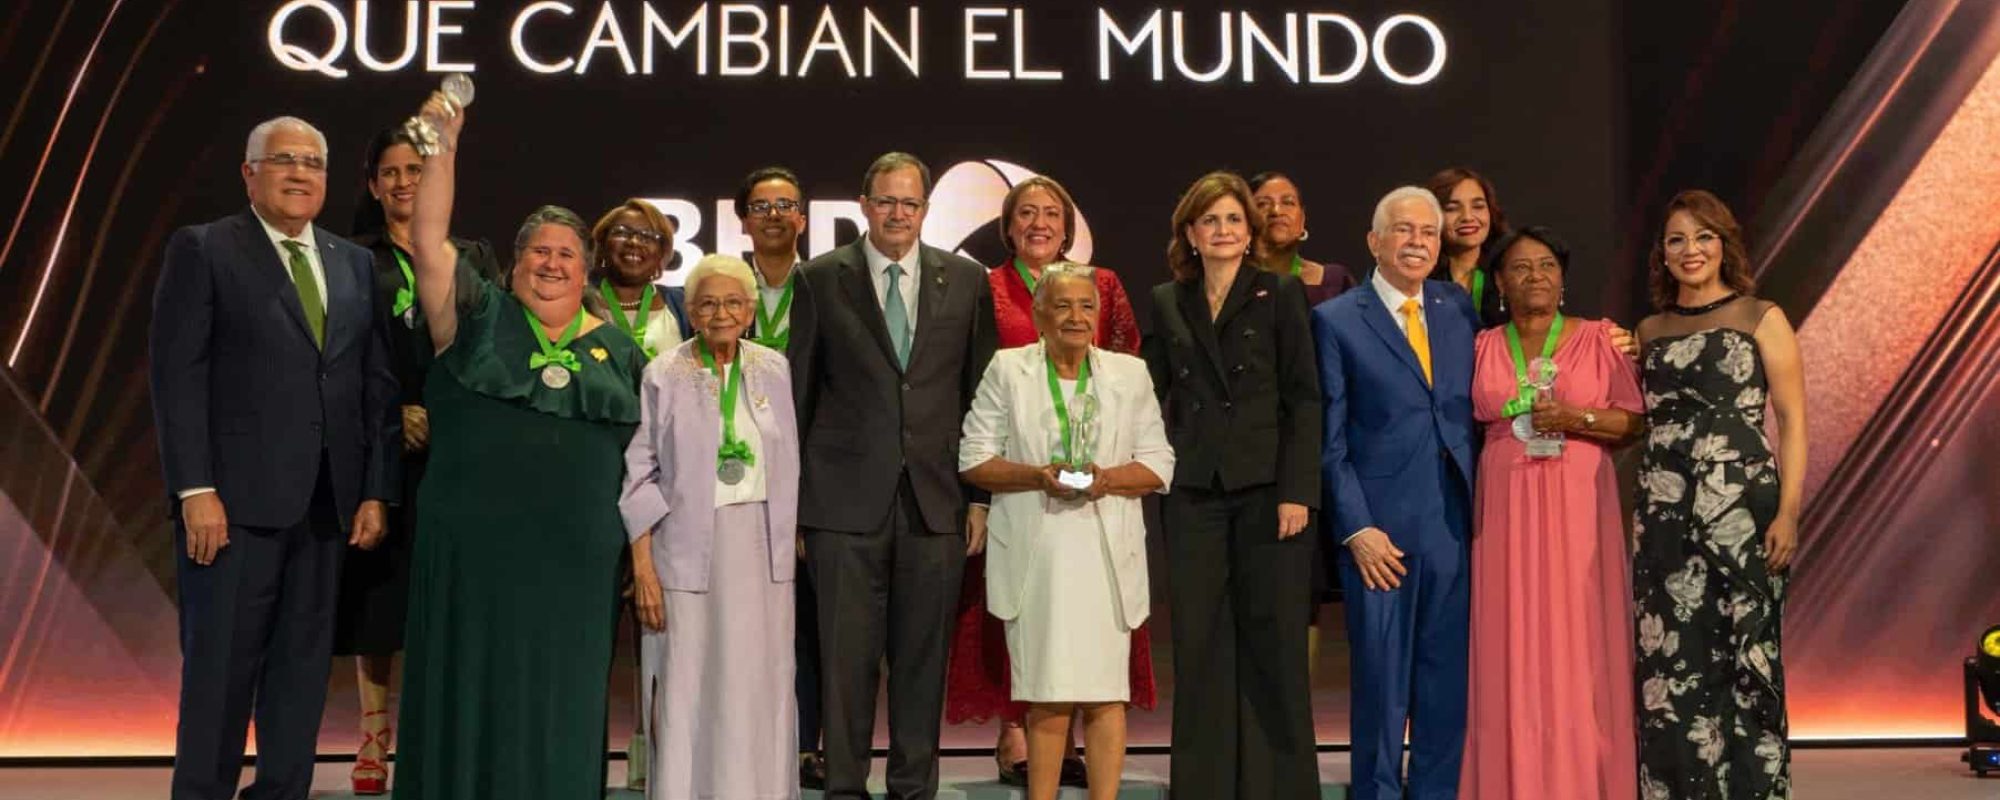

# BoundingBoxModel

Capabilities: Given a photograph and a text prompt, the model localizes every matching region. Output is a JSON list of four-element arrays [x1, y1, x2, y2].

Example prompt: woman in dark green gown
[[392, 89, 642, 799]]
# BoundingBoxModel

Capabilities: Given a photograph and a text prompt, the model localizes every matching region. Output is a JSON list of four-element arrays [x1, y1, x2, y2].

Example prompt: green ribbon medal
[[1501, 313, 1564, 418], [1045, 351, 1093, 468], [391, 248, 417, 320], [1013, 258, 1040, 294], [752, 270, 795, 351], [524, 305, 585, 390], [601, 282, 658, 359], [698, 339, 756, 484]]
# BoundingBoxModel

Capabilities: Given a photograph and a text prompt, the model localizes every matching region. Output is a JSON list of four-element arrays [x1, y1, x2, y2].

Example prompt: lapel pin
[[1255, 289, 1269, 298], [590, 347, 608, 362]]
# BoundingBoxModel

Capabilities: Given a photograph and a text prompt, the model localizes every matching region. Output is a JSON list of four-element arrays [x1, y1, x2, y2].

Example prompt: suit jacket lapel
[[835, 243, 901, 372], [1175, 281, 1231, 395], [316, 228, 350, 353], [234, 210, 317, 349], [1357, 289, 1430, 390], [1211, 267, 1257, 331], [909, 246, 949, 372]]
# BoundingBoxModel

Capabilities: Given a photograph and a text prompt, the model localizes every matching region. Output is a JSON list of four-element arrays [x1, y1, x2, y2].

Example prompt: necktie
[[1401, 298, 1432, 386], [884, 262, 911, 367], [282, 240, 325, 347]]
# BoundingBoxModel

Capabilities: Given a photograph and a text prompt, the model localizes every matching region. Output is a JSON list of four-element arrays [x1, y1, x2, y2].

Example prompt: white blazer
[[959, 341, 1175, 628]]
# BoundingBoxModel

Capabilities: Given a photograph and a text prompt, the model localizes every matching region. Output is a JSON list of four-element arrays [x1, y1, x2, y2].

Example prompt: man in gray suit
[[787, 152, 997, 799], [150, 116, 400, 800]]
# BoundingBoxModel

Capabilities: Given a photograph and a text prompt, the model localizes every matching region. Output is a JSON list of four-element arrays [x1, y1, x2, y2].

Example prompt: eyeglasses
[[607, 224, 666, 246], [254, 152, 327, 173], [746, 198, 800, 217], [693, 296, 752, 316], [867, 196, 925, 215], [1663, 231, 1720, 253]]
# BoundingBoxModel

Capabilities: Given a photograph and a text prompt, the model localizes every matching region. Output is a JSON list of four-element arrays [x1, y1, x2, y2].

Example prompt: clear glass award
[[405, 74, 475, 157], [1055, 392, 1099, 491], [1522, 356, 1564, 459]]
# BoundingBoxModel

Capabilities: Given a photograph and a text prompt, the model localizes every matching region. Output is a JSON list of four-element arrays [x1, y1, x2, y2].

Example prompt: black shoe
[[799, 752, 828, 790], [1058, 756, 1089, 788], [997, 756, 1029, 787]]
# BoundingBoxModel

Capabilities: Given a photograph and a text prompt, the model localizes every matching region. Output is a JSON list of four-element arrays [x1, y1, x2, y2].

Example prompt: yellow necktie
[[1401, 298, 1432, 386]]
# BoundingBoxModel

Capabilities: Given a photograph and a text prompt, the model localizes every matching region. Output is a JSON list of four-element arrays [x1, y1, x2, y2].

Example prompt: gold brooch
[[590, 347, 609, 362]]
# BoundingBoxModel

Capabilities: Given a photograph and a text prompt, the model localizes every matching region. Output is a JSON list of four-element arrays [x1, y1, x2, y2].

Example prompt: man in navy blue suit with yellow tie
[[1312, 186, 1477, 800], [150, 116, 399, 800]]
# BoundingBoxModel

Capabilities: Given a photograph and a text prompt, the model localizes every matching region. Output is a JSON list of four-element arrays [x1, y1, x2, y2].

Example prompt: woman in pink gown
[[1463, 226, 1645, 800]]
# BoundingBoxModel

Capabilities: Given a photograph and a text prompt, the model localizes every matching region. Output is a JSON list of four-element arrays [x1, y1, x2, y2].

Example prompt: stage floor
[[0, 749, 1989, 799]]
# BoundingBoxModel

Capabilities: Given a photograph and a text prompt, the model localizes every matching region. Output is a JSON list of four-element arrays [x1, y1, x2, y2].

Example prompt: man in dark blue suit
[[150, 116, 399, 800], [1313, 186, 1477, 800]]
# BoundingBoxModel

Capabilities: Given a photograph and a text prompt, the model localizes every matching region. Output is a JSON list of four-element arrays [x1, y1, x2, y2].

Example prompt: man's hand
[[1277, 502, 1310, 540], [182, 493, 230, 566], [349, 500, 388, 550], [402, 404, 430, 452], [965, 504, 989, 556], [1346, 527, 1407, 591]]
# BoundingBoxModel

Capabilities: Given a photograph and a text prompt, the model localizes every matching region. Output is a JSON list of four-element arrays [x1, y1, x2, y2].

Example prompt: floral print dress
[[1633, 297, 1789, 800]]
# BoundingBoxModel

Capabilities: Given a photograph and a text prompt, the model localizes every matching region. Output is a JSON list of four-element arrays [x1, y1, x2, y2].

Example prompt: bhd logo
[[647, 158, 1093, 287]]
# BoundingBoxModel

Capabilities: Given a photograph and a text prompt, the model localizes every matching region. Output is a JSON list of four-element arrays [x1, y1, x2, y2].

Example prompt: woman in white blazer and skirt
[[960, 262, 1175, 800]]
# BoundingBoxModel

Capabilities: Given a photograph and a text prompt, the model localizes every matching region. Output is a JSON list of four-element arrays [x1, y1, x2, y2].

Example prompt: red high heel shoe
[[352, 710, 393, 795]]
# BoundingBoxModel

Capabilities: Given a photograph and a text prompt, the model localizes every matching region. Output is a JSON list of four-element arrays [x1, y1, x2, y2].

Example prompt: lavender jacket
[[618, 338, 801, 590]]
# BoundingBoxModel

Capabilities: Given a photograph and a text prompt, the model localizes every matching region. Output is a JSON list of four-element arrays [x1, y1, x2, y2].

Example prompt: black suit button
[[1243, 328, 1257, 338], [1231, 364, 1246, 374], [1190, 401, 1203, 412], [902, 382, 912, 391], [1178, 367, 1190, 378], [1223, 401, 1233, 411]]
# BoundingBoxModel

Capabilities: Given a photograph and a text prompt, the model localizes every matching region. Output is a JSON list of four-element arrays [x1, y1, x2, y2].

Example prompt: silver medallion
[[717, 458, 747, 485], [1512, 413, 1536, 442], [541, 364, 572, 390]]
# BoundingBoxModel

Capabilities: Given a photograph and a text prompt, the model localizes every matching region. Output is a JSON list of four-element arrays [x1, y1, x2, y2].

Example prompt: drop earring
[[1299, 229, 1311, 242]]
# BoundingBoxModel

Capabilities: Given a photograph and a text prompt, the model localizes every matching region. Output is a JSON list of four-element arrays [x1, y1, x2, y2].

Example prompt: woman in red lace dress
[[953, 175, 1151, 786]]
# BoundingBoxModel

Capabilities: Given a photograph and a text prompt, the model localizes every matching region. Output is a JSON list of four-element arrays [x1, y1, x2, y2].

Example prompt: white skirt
[[1004, 502, 1132, 704]]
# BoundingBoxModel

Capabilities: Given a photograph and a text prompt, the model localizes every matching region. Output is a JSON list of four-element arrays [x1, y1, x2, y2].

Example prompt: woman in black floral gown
[[1633, 190, 1807, 800]]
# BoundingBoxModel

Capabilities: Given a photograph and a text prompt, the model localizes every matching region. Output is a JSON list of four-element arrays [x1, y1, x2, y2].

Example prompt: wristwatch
[[1580, 410, 1598, 431]]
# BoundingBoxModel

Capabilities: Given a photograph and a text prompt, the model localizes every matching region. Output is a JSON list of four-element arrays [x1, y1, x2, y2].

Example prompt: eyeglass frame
[[745, 198, 802, 218], [606, 223, 668, 247], [251, 152, 328, 173], [866, 195, 925, 215]]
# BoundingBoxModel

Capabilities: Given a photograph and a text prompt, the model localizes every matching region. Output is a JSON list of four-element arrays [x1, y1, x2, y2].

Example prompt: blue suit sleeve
[[1314, 307, 1374, 541]]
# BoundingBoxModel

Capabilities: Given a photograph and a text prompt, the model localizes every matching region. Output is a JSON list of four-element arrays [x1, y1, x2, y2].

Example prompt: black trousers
[[171, 469, 344, 800], [806, 477, 966, 800], [1164, 481, 1318, 799], [795, 545, 823, 752]]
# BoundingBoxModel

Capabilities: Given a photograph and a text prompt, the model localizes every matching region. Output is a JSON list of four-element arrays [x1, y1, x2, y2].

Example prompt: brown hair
[[588, 199, 678, 278], [1166, 171, 1262, 283], [1648, 189, 1756, 310], [1000, 176, 1077, 257], [1425, 167, 1509, 248]]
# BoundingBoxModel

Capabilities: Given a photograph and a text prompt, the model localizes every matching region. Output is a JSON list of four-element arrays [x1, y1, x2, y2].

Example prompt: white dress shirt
[[1370, 268, 1425, 335], [253, 210, 327, 309], [862, 236, 920, 341], [753, 258, 800, 339]]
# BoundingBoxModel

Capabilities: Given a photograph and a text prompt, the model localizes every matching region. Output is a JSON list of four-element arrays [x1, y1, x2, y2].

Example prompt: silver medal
[[717, 458, 747, 485], [541, 364, 572, 390], [1512, 413, 1535, 442]]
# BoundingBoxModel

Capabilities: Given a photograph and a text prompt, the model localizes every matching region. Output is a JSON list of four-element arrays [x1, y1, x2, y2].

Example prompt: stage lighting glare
[[1967, 625, 2000, 776], [1982, 627, 2000, 659]]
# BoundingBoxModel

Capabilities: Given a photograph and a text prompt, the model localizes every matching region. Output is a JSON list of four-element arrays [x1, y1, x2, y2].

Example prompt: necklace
[[1668, 292, 1739, 316]]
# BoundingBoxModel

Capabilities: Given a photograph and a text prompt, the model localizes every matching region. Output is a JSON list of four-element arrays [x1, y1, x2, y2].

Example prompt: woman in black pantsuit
[[1141, 171, 1323, 799]]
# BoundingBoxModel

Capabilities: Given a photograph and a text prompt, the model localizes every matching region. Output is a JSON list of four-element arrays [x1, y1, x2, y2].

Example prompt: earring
[[1498, 295, 1507, 312], [1299, 229, 1310, 242]]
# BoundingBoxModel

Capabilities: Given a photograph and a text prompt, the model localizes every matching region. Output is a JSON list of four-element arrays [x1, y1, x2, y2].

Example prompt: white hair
[[245, 116, 328, 168], [684, 253, 758, 300], [1031, 261, 1099, 308], [1371, 185, 1443, 233]]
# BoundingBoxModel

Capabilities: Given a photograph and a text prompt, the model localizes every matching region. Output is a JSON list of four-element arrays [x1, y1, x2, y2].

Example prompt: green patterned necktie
[[884, 262, 910, 367], [281, 240, 325, 347]]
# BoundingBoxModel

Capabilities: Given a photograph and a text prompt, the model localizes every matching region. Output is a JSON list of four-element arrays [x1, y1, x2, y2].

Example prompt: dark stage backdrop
[[3, 0, 1991, 758]]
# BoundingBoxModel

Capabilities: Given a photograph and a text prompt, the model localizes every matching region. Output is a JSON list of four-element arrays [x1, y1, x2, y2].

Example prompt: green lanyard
[[1013, 257, 1040, 294], [524, 305, 585, 373], [1045, 351, 1093, 468], [1289, 254, 1303, 277], [753, 270, 795, 351], [1470, 269, 1486, 313], [391, 248, 417, 317], [1500, 313, 1563, 418], [600, 282, 657, 358], [697, 339, 756, 467]]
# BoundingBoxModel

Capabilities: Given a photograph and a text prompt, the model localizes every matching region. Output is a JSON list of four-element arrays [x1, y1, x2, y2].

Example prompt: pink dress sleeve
[[1593, 320, 1645, 414]]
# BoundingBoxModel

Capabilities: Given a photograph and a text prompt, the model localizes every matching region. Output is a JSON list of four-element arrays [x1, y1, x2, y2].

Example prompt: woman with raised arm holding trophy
[[959, 263, 1174, 800], [394, 78, 646, 800], [1461, 226, 1644, 800]]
